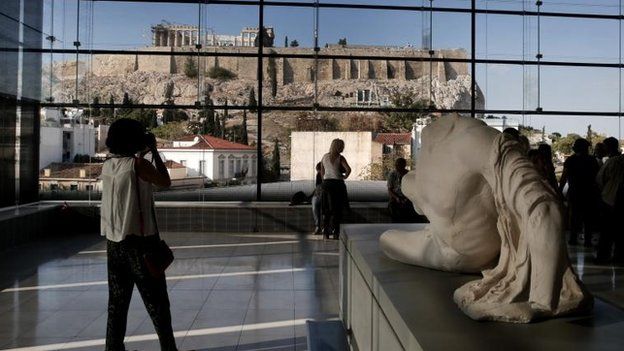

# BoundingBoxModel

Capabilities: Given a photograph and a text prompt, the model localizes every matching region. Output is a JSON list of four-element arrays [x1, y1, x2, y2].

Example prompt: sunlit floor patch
[[1, 268, 308, 293], [0, 319, 309, 351]]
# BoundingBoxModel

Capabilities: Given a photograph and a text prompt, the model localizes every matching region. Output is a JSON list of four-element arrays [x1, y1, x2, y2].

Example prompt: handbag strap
[[134, 157, 146, 236]]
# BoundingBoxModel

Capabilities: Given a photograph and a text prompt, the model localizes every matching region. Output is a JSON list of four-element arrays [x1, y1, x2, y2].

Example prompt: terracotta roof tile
[[164, 160, 186, 169], [40, 163, 103, 179]]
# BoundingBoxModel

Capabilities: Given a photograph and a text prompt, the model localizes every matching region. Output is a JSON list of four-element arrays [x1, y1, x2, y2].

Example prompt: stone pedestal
[[340, 223, 624, 351]]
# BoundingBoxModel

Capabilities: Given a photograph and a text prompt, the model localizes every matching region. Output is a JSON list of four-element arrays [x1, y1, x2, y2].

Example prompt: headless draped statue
[[380, 114, 592, 323]]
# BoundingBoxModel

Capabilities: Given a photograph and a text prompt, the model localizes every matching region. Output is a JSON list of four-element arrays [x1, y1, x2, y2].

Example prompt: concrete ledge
[[339, 224, 624, 351], [38, 201, 395, 233]]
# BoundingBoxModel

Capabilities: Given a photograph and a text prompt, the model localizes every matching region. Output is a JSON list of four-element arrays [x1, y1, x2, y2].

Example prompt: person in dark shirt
[[558, 138, 600, 246], [311, 162, 323, 234], [537, 144, 559, 193], [387, 158, 420, 223]]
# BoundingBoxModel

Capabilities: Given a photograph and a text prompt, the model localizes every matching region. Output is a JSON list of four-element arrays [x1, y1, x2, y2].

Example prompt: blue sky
[[42, 0, 624, 138]]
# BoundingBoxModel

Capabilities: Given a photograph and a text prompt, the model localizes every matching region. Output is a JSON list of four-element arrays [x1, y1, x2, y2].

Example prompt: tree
[[271, 138, 281, 180], [338, 38, 347, 46], [91, 96, 100, 117], [103, 95, 115, 119], [184, 56, 198, 78], [221, 113, 226, 138], [223, 98, 229, 120], [241, 110, 249, 145], [151, 121, 188, 140], [198, 91, 216, 135], [248, 88, 257, 113], [267, 52, 278, 97], [163, 81, 175, 123], [124, 108, 158, 129], [552, 133, 581, 156], [117, 92, 133, 117], [289, 39, 299, 47], [284, 36, 289, 47], [213, 112, 222, 138], [383, 90, 429, 132]]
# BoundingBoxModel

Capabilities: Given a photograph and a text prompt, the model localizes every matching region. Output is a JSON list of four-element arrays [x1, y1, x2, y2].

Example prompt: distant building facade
[[39, 108, 110, 169], [290, 131, 412, 181], [159, 135, 256, 183], [39, 163, 103, 192]]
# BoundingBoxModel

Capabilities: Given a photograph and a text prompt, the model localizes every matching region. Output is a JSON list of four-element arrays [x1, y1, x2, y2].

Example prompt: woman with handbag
[[100, 118, 177, 351]]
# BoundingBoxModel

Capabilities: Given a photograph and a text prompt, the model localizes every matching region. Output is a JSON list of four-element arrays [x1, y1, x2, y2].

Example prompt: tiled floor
[[1, 231, 623, 351], [0, 232, 340, 351], [569, 244, 624, 310]]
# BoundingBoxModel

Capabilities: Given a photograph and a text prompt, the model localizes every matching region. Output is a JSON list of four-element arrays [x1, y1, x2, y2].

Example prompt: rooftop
[[164, 160, 186, 169], [40, 163, 103, 179], [166, 135, 255, 151]]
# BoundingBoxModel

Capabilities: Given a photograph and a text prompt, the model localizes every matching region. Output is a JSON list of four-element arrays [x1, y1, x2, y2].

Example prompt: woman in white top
[[320, 138, 351, 239], [100, 118, 176, 351]]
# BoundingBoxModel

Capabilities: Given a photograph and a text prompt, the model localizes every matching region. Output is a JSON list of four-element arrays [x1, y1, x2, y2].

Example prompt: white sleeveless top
[[322, 153, 343, 180], [100, 157, 158, 242]]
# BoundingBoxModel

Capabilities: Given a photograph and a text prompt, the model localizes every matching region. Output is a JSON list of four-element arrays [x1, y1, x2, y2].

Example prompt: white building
[[39, 107, 107, 169], [40, 125, 97, 169], [290, 131, 411, 181], [159, 135, 256, 183]]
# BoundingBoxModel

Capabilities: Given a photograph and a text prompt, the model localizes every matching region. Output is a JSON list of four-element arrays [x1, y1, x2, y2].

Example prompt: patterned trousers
[[106, 236, 177, 351]]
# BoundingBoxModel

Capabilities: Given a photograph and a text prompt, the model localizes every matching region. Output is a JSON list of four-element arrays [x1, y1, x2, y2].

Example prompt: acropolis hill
[[49, 27, 481, 109]]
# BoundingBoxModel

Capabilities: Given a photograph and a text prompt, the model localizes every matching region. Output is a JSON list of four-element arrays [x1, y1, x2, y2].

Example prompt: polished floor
[[1, 232, 623, 351], [0, 233, 339, 351]]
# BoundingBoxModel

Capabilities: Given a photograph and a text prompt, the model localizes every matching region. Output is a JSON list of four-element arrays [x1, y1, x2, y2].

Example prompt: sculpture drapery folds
[[380, 115, 592, 323]]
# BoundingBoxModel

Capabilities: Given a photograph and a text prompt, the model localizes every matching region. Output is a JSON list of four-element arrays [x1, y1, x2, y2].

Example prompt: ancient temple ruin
[[151, 24, 275, 48]]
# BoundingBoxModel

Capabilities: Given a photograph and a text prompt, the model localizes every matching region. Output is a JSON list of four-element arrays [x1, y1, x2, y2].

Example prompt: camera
[[143, 132, 156, 150]]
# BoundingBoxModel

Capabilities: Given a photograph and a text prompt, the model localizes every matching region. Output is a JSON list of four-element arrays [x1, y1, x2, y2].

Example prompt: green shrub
[[207, 66, 237, 81]]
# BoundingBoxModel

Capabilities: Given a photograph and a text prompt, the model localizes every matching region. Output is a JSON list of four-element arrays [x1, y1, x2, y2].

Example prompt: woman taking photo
[[100, 118, 177, 351], [321, 138, 351, 239]]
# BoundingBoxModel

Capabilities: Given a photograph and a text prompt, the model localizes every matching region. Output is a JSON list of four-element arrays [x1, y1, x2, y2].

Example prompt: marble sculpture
[[380, 114, 593, 323]]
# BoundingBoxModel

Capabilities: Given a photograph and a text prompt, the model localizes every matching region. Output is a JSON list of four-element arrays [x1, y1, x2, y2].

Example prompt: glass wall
[[0, 0, 43, 207], [26, 0, 624, 203]]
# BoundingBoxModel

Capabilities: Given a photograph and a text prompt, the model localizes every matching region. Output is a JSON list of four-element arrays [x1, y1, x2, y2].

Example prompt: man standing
[[596, 137, 624, 264], [558, 138, 600, 246]]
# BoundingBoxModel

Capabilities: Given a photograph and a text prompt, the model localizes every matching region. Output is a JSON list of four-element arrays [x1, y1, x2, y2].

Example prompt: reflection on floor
[[1, 232, 623, 351], [569, 244, 624, 310], [0, 233, 339, 351]]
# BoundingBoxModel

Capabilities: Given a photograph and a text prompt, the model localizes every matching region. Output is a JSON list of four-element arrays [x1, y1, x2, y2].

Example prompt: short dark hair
[[537, 143, 553, 159], [503, 128, 520, 139], [106, 118, 146, 155], [603, 137, 620, 154], [572, 138, 590, 155], [395, 158, 407, 168]]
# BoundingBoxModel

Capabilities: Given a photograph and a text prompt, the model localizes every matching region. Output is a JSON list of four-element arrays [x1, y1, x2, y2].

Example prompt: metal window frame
[[28, 0, 624, 200]]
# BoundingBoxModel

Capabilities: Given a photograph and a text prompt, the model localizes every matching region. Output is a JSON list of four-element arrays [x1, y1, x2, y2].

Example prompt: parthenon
[[151, 24, 275, 48]]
